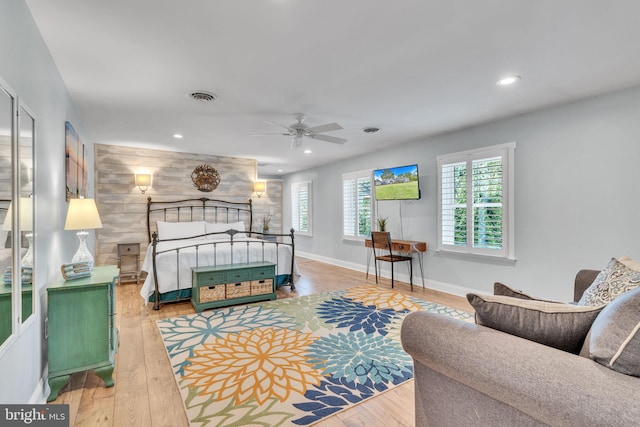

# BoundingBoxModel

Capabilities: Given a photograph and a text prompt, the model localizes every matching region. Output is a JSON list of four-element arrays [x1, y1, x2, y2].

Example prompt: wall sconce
[[253, 181, 266, 198], [135, 173, 151, 194]]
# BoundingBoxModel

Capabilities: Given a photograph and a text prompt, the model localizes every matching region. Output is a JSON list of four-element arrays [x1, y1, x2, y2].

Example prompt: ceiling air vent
[[189, 91, 218, 103]]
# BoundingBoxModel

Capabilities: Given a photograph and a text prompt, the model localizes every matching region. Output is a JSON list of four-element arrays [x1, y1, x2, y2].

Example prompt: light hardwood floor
[[51, 257, 472, 426]]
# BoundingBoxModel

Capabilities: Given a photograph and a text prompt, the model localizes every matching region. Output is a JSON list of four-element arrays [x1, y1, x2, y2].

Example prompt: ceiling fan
[[254, 113, 347, 149]]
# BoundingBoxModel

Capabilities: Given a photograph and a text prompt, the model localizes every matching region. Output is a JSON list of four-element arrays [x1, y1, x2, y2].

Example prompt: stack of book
[[2, 266, 33, 284], [61, 262, 92, 280], [21, 266, 33, 284]]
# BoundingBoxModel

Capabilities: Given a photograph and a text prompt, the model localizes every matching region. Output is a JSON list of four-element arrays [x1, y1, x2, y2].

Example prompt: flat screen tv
[[373, 164, 421, 200]]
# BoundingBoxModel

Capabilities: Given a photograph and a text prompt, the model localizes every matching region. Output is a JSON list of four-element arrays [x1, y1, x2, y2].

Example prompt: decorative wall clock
[[191, 164, 221, 192]]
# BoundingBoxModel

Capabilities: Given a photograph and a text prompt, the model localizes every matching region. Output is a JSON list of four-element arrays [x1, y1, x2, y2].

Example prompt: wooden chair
[[371, 231, 413, 291]]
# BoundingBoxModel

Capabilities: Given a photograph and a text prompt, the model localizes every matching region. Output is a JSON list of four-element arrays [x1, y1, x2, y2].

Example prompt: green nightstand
[[47, 265, 119, 402]]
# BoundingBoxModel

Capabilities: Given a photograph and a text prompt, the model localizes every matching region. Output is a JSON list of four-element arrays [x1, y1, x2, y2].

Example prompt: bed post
[[147, 196, 153, 243], [151, 231, 161, 310], [289, 227, 296, 291], [248, 198, 253, 236]]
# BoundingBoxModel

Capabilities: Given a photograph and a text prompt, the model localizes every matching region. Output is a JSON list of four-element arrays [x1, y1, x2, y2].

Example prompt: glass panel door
[[18, 105, 34, 323], [0, 85, 15, 346]]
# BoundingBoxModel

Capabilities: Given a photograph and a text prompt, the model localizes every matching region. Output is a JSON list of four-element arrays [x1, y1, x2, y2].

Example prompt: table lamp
[[64, 198, 103, 270], [2, 197, 34, 267]]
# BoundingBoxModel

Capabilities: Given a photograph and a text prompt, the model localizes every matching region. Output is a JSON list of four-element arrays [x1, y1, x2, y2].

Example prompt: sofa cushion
[[589, 286, 640, 376], [619, 255, 640, 272], [577, 258, 640, 306], [467, 294, 604, 354], [494, 282, 562, 303]]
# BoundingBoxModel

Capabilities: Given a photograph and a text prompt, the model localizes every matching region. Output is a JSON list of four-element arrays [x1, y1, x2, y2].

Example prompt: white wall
[[284, 86, 640, 302], [0, 0, 88, 403]]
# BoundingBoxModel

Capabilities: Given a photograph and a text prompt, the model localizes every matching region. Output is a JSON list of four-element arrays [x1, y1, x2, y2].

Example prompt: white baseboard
[[296, 251, 481, 297]]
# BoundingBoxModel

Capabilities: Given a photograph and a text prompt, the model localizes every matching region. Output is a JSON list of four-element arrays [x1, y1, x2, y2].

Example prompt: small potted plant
[[377, 217, 388, 232], [260, 213, 273, 233]]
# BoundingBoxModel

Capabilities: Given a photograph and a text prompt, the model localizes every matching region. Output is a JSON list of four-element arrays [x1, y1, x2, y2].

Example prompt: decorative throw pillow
[[577, 258, 640, 306], [467, 293, 604, 354], [589, 286, 640, 376], [494, 282, 563, 303]]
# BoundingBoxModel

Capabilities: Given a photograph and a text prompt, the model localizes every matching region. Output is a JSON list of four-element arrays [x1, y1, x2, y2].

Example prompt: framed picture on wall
[[65, 121, 82, 201], [79, 143, 88, 198]]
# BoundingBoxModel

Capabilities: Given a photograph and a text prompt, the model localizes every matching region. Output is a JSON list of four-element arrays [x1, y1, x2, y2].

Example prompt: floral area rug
[[156, 284, 472, 426]]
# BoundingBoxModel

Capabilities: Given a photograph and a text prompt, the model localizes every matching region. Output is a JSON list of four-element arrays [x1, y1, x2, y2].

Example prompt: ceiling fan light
[[497, 75, 521, 86]]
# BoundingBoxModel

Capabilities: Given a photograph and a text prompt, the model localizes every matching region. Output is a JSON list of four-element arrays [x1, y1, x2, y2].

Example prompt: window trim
[[342, 169, 374, 241], [291, 180, 312, 236], [437, 142, 515, 260]]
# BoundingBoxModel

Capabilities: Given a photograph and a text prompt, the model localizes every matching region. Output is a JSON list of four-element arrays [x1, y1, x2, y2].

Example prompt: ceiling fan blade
[[266, 120, 295, 134], [290, 135, 303, 150], [308, 134, 347, 145], [249, 133, 289, 136], [306, 123, 343, 134]]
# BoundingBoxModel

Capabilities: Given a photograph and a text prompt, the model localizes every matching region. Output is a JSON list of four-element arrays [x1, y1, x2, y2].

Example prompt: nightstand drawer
[[117, 243, 140, 255]]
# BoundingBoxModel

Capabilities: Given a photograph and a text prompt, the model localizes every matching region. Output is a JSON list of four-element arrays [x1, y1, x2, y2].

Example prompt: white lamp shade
[[135, 173, 151, 187], [2, 197, 33, 232], [64, 198, 103, 230], [253, 181, 266, 193]]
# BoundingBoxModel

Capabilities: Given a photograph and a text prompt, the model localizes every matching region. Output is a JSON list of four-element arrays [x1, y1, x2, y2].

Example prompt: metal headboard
[[146, 196, 253, 243]]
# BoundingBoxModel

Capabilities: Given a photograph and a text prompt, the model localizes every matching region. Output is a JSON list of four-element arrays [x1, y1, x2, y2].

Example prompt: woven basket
[[251, 279, 273, 295], [199, 285, 225, 302], [226, 281, 251, 298]]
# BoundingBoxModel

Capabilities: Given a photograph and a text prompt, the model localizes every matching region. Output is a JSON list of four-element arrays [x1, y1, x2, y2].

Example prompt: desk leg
[[366, 249, 371, 279], [418, 252, 425, 288]]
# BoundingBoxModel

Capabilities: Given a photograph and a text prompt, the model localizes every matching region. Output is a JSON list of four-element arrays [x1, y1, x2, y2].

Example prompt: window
[[343, 170, 374, 240], [291, 180, 312, 236], [437, 142, 515, 259]]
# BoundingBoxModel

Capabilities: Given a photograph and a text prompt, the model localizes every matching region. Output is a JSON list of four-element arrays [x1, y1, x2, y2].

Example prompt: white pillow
[[157, 221, 205, 240], [205, 221, 247, 239]]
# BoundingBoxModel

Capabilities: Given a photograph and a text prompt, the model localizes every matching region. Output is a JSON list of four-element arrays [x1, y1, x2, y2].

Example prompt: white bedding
[[139, 237, 298, 300]]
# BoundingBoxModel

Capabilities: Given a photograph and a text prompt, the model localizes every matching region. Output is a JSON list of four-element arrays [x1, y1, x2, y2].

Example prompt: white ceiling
[[25, 0, 640, 176]]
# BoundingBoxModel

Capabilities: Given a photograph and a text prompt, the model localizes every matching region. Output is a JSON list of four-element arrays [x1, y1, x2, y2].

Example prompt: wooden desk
[[364, 238, 426, 253], [364, 238, 427, 287]]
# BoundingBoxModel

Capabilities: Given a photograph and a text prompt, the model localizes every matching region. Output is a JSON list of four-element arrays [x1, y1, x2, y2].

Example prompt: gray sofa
[[401, 270, 640, 426]]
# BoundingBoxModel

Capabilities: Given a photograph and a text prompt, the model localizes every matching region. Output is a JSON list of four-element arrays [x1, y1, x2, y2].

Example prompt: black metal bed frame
[[146, 197, 295, 310]]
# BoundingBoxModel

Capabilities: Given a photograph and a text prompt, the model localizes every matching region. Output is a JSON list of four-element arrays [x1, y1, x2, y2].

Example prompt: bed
[[140, 197, 298, 310]]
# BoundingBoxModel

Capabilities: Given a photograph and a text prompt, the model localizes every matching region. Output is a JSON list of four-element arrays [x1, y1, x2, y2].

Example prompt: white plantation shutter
[[440, 160, 467, 247], [343, 176, 356, 236], [472, 156, 503, 250], [343, 170, 373, 239], [438, 142, 515, 259], [291, 181, 311, 236]]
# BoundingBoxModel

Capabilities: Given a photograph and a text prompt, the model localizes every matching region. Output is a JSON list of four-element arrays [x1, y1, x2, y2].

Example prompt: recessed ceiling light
[[173, 133, 183, 139], [497, 75, 521, 86], [303, 149, 312, 154], [277, 169, 283, 172]]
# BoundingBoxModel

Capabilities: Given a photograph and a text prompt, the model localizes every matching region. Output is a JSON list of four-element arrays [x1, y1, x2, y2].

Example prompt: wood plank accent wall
[[94, 144, 282, 268]]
